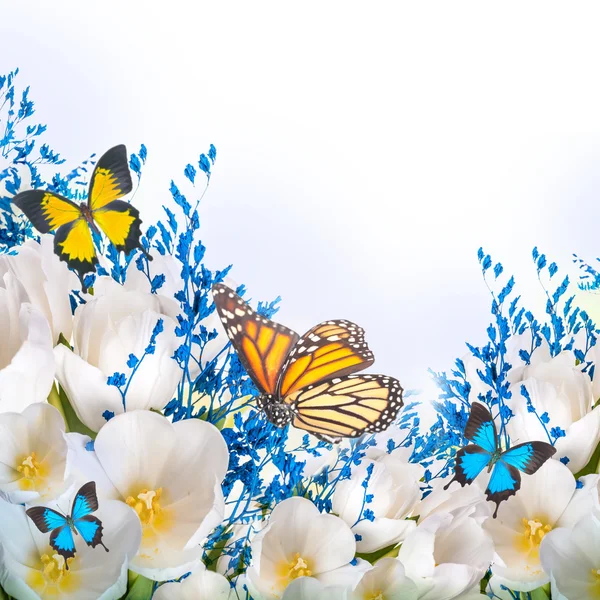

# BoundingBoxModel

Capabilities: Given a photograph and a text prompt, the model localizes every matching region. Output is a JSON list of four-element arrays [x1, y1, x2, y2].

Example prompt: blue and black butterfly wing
[[444, 444, 492, 490], [71, 481, 99, 519], [500, 441, 556, 474], [50, 525, 77, 562], [74, 515, 108, 551], [71, 482, 108, 551], [26, 507, 76, 562], [485, 441, 556, 517], [464, 402, 498, 453], [444, 402, 498, 490], [486, 460, 521, 518], [26, 507, 68, 533]]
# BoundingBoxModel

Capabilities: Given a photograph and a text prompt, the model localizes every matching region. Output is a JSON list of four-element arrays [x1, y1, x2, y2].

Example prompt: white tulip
[[0, 237, 78, 343], [399, 510, 493, 600], [331, 449, 422, 553], [416, 476, 491, 524], [484, 460, 589, 592], [122, 253, 180, 320], [281, 577, 350, 600], [0, 403, 68, 504], [92, 410, 228, 581], [350, 558, 418, 600], [540, 513, 600, 600], [54, 277, 181, 432], [0, 494, 140, 600], [153, 565, 232, 599], [246, 496, 357, 600], [506, 350, 600, 473], [0, 271, 54, 413]]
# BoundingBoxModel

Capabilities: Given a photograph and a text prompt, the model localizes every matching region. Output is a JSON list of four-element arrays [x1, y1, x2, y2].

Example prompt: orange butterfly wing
[[212, 284, 299, 395], [287, 374, 404, 440], [277, 320, 374, 399]]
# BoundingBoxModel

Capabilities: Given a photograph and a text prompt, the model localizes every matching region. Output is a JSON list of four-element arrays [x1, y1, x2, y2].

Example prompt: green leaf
[[575, 437, 600, 478], [121, 572, 154, 600], [355, 543, 399, 564], [521, 586, 550, 600], [53, 382, 96, 439]]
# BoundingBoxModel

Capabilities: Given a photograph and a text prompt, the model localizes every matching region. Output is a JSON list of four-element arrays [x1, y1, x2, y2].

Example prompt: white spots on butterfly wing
[[235, 308, 246, 317]]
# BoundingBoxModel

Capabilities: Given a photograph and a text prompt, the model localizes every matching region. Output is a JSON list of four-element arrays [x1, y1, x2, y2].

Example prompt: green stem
[[122, 571, 154, 600], [47, 383, 68, 427]]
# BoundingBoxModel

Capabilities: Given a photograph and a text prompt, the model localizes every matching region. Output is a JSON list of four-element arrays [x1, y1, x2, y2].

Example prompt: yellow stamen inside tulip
[[366, 592, 384, 600], [276, 553, 313, 587], [16, 452, 47, 490], [515, 517, 552, 561], [589, 568, 600, 598], [126, 487, 170, 540], [27, 552, 79, 595]]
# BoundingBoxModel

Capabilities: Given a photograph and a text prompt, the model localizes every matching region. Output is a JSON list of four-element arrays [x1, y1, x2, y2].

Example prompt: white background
[[3, 2, 600, 391]]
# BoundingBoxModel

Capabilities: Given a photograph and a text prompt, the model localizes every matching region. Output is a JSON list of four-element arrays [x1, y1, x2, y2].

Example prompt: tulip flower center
[[589, 568, 600, 598], [277, 553, 313, 585], [516, 517, 552, 560], [16, 452, 47, 490], [27, 553, 79, 595], [366, 591, 384, 600], [126, 487, 164, 528]]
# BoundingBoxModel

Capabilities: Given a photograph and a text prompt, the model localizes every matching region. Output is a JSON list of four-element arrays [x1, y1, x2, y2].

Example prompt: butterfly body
[[26, 481, 108, 565], [444, 402, 556, 517], [256, 394, 293, 427], [212, 284, 404, 442], [12, 145, 150, 291]]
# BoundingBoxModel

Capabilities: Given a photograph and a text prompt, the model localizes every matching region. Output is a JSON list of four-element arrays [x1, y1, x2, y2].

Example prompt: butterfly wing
[[26, 507, 76, 562], [499, 441, 557, 475], [443, 444, 492, 491], [278, 320, 375, 399], [26, 507, 68, 533], [464, 401, 498, 454], [92, 199, 143, 255], [444, 402, 497, 490], [212, 283, 300, 394], [50, 525, 76, 562], [486, 460, 522, 518], [11, 190, 82, 233], [87, 145, 133, 212], [54, 218, 98, 283], [74, 515, 108, 551], [87, 145, 144, 256], [71, 481, 99, 520], [287, 373, 403, 441]]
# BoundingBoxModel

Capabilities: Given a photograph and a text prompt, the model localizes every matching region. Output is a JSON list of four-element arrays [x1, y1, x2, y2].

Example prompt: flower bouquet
[[1, 69, 600, 600]]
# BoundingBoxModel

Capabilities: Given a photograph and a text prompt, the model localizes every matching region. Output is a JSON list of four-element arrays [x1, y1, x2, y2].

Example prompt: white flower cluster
[[1, 237, 600, 600]]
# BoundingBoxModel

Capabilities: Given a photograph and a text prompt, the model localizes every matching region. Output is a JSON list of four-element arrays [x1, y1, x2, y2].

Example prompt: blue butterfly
[[444, 402, 556, 517], [26, 481, 108, 565]]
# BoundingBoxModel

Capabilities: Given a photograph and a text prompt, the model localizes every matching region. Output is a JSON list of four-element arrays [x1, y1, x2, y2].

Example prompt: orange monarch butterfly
[[212, 283, 404, 442], [12, 144, 150, 292]]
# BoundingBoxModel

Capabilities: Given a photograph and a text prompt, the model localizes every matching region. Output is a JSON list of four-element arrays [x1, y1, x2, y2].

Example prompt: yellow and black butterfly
[[12, 144, 150, 291], [212, 283, 403, 442]]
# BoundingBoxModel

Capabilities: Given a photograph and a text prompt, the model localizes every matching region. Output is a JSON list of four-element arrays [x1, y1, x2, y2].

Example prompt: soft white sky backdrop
[[3, 2, 600, 391]]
